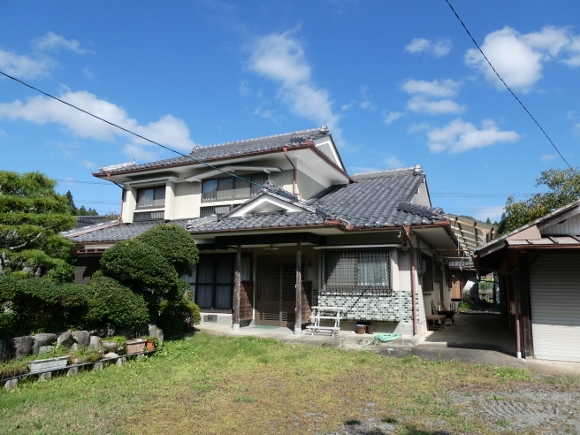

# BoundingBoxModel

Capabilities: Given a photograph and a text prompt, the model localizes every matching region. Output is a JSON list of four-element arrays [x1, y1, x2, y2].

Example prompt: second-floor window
[[136, 186, 165, 208], [201, 173, 267, 202]]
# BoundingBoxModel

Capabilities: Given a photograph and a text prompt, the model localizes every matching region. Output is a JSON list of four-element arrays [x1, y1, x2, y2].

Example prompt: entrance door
[[257, 256, 300, 327]]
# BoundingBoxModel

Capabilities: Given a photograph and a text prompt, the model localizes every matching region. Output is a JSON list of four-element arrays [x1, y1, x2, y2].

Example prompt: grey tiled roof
[[312, 167, 443, 227], [94, 127, 333, 176], [186, 166, 445, 233], [64, 220, 189, 243], [69, 166, 447, 243]]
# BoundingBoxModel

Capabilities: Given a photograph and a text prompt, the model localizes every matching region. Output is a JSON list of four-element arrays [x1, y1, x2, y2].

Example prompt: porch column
[[294, 242, 302, 335], [232, 245, 241, 332]]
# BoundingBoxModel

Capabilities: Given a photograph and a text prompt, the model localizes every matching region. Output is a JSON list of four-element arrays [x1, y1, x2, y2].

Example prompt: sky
[[1, 1, 579, 222]]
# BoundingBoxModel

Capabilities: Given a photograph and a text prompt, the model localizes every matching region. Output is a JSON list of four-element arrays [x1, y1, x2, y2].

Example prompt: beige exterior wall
[[172, 181, 199, 219]]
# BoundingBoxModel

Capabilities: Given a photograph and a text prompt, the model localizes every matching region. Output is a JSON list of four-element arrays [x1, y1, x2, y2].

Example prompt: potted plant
[[144, 336, 158, 351], [125, 338, 147, 355], [101, 336, 126, 353], [27, 347, 70, 373], [68, 346, 102, 365], [0, 358, 30, 379]]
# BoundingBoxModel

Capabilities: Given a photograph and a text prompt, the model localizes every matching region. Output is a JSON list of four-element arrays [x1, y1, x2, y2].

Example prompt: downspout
[[403, 226, 418, 336], [515, 267, 522, 358], [282, 146, 297, 196]]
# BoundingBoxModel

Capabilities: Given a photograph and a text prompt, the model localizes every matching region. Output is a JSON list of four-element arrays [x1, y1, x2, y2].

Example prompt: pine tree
[[0, 171, 76, 281]]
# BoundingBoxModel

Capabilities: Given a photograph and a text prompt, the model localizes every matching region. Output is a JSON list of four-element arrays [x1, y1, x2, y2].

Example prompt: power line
[[0, 70, 506, 226], [444, 0, 573, 170], [0, 70, 267, 193], [55, 178, 115, 186], [0, 70, 382, 226]]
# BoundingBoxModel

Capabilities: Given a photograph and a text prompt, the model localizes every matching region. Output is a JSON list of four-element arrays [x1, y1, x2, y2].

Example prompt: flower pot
[[28, 356, 69, 373], [356, 324, 366, 334], [102, 341, 119, 353], [145, 339, 155, 352], [125, 339, 146, 355], [69, 356, 92, 365]]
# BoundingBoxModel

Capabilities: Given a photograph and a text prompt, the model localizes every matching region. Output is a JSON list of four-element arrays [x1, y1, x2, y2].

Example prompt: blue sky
[[1, 1, 579, 221]]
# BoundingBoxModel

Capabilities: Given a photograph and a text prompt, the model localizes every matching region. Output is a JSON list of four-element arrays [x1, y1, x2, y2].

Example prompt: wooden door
[[257, 256, 300, 327]]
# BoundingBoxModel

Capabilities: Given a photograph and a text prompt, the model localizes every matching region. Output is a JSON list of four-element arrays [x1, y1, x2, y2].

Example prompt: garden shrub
[[86, 275, 149, 329], [100, 239, 179, 297], [157, 293, 201, 338], [137, 224, 199, 276]]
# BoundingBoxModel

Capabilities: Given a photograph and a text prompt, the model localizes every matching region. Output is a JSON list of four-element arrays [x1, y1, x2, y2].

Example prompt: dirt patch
[[328, 382, 580, 434]]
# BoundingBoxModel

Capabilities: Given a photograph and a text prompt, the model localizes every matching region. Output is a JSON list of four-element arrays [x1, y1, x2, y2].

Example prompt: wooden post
[[294, 242, 302, 335], [233, 245, 241, 331]]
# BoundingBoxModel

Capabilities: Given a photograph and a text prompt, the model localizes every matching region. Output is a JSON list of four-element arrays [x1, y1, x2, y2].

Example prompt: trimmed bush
[[86, 275, 149, 329], [137, 224, 199, 276]]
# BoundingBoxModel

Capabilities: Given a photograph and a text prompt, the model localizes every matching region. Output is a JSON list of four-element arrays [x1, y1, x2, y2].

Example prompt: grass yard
[[1, 333, 578, 435]]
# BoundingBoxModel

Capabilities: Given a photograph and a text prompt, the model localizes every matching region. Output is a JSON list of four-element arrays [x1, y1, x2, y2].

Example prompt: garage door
[[529, 251, 580, 362]]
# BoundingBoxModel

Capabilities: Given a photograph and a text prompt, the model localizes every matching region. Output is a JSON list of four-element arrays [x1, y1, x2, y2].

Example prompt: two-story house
[[65, 126, 469, 337]]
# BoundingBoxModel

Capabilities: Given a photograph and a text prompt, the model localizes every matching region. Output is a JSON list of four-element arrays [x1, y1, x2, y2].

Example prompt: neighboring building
[[64, 126, 471, 338], [473, 200, 580, 362], [447, 214, 496, 304]]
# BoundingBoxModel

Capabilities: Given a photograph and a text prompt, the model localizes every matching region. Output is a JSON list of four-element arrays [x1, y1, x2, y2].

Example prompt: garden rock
[[89, 336, 101, 349], [57, 331, 75, 347], [38, 346, 55, 355], [13, 336, 34, 359], [33, 333, 57, 355], [0, 338, 14, 362], [72, 330, 90, 346], [104, 352, 119, 359], [148, 324, 164, 347]]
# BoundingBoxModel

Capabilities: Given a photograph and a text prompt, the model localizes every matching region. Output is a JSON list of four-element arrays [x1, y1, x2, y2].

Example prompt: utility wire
[[444, 0, 572, 169], [0, 70, 498, 226], [0, 70, 382, 225], [0, 70, 266, 192]]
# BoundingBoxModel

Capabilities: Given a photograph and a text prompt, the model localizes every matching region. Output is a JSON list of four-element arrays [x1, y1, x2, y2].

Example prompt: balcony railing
[[134, 210, 165, 222]]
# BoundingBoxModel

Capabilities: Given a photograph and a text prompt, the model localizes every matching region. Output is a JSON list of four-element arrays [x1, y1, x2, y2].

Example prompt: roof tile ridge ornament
[[198, 127, 322, 151], [262, 180, 300, 202], [352, 164, 423, 178], [397, 201, 446, 221]]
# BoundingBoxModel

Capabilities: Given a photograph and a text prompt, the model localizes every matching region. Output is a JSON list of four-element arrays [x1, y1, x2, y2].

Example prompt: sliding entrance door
[[257, 256, 300, 327]]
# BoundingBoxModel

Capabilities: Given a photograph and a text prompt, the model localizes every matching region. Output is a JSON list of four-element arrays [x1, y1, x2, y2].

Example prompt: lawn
[[0, 333, 578, 434]]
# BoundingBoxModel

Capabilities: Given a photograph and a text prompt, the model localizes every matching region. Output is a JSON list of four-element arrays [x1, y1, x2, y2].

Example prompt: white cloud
[[405, 37, 452, 58], [384, 155, 402, 168], [465, 26, 580, 91], [358, 86, 375, 111], [248, 31, 341, 140], [33, 32, 93, 54], [0, 90, 197, 159], [400, 79, 463, 115], [563, 35, 580, 67], [406, 96, 465, 115], [384, 111, 402, 124], [541, 154, 558, 162], [408, 123, 430, 133], [402, 79, 461, 98], [427, 118, 520, 153], [0, 49, 57, 79]]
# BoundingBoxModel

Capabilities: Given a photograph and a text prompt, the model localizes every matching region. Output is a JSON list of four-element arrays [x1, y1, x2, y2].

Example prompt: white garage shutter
[[529, 251, 580, 362]]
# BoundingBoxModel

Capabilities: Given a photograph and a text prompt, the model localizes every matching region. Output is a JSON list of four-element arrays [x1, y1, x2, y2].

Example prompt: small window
[[322, 250, 391, 296], [201, 173, 267, 202], [136, 186, 165, 209]]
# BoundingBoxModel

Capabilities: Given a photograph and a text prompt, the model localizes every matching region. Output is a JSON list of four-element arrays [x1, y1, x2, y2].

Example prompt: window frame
[[136, 185, 166, 209], [322, 249, 392, 296], [201, 173, 267, 203]]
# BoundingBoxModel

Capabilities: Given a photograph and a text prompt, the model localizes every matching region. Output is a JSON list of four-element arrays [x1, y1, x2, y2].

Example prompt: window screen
[[322, 250, 392, 296]]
